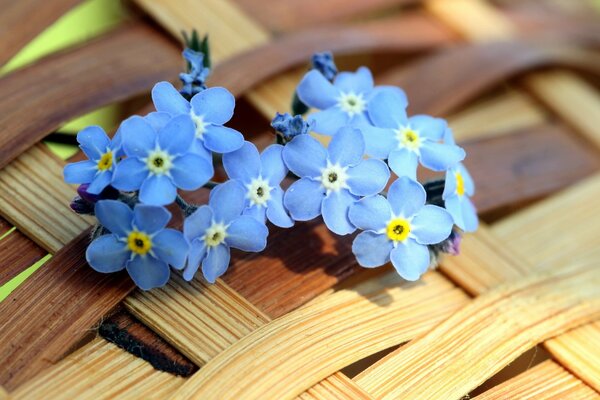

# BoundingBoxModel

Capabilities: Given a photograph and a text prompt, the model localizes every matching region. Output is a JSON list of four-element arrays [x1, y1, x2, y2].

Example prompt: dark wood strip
[[378, 40, 600, 116], [0, 22, 181, 170], [0, 217, 11, 237], [0, 0, 81, 66], [0, 229, 47, 286]]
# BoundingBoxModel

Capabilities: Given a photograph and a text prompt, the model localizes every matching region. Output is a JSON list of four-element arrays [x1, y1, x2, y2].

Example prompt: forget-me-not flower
[[179, 48, 210, 98], [442, 128, 478, 232], [183, 180, 268, 283], [111, 114, 213, 206], [349, 177, 454, 281], [86, 200, 189, 290], [367, 90, 466, 179], [151, 81, 244, 158], [64, 126, 121, 194], [295, 66, 404, 157], [223, 141, 293, 228], [283, 126, 390, 235]]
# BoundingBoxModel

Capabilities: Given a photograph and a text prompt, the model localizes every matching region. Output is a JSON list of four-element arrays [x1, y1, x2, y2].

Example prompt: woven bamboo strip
[[0, 144, 91, 252], [12, 338, 184, 400], [298, 373, 373, 400], [474, 360, 598, 400], [544, 322, 600, 392], [0, 227, 46, 285], [354, 264, 600, 399], [168, 271, 468, 399]]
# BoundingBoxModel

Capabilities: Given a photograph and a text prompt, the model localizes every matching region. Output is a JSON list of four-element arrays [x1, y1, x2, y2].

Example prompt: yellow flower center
[[204, 222, 228, 247], [127, 231, 152, 255], [456, 172, 465, 197], [97, 151, 113, 171], [386, 218, 411, 242], [397, 128, 421, 151], [146, 149, 173, 175]]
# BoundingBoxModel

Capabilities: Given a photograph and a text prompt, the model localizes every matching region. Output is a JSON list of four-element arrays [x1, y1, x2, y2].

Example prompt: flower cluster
[[64, 48, 477, 290]]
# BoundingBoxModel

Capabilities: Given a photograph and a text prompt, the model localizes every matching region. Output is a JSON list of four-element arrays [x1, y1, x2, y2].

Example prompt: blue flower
[[311, 51, 337, 81], [151, 81, 244, 157], [111, 114, 213, 206], [366, 90, 466, 179], [282, 126, 390, 235], [183, 180, 268, 283], [86, 200, 189, 290], [271, 112, 312, 143], [179, 48, 210, 98], [295, 66, 404, 157], [223, 141, 293, 228], [64, 126, 121, 194], [349, 177, 454, 281], [441, 128, 478, 232]]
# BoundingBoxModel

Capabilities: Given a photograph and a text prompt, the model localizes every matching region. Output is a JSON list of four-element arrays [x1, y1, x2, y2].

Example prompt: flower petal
[[367, 90, 408, 129], [390, 239, 430, 281], [184, 205, 213, 240], [387, 176, 426, 218], [190, 87, 235, 125], [209, 180, 246, 223], [86, 234, 128, 273], [183, 240, 206, 281], [139, 175, 177, 206], [348, 195, 391, 232], [171, 153, 213, 190], [260, 144, 287, 186], [202, 244, 230, 283], [445, 195, 464, 230], [265, 187, 294, 228], [243, 204, 267, 223], [152, 228, 189, 269], [352, 231, 393, 267], [77, 126, 110, 160], [158, 114, 195, 155], [223, 141, 261, 183], [410, 115, 446, 141], [458, 163, 475, 196], [347, 158, 389, 197], [126, 256, 170, 290], [133, 204, 171, 234], [296, 69, 339, 110], [321, 189, 358, 235], [121, 116, 157, 158], [95, 200, 133, 237], [225, 215, 268, 251], [203, 125, 244, 153], [411, 205, 454, 245], [443, 168, 458, 199], [333, 66, 373, 94], [420, 142, 465, 172], [284, 178, 325, 221], [461, 197, 479, 232], [111, 157, 148, 191], [308, 107, 350, 136], [282, 134, 327, 178], [360, 125, 396, 159], [327, 126, 364, 167], [144, 111, 172, 132], [388, 148, 418, 180], [151, 81, 190, 115], [86, 171, 112, 194], [64, 160, 97, 185]]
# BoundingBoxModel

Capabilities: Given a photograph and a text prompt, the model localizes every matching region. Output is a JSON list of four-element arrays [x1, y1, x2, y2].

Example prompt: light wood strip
[[545, 322, 600, 393], [298, 373, 373, 400], [12, 338, 184, 400], [474, 360, 598, 400], [0, 144, 92, 252], [168, 271, 468, 399], [354, 264, 600, 399], [0, 386, 8, 400]]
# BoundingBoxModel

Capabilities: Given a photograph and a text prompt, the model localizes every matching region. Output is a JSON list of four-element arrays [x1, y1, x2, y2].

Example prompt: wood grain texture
[[0, 144, 92, 252], [474, 360, 598, 400], [354, 264, 600, 399], [0, 23, 181, 169], [11, 338, 184, 400], [0, 0, 81, 66], [0, 228, 47, 285], [0, 232, 134, 390], [170, 271, 469, 399], [298, 373, 373, 400]]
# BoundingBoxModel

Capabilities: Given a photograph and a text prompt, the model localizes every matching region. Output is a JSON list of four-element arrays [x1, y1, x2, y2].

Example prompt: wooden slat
[[0, 0, 81, 66], [0, 23, 181, 169], [11, 338, 184, 400], [169, 271, 469, 399], [354, 264, 600, 399], [0, 228, 46, 285], [474, 360, 598, 400], [298, 373, 373, 400]]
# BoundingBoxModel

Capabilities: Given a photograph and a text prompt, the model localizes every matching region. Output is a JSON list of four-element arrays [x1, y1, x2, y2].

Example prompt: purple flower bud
[[70, 196, 95, 215], [443, 230, 462, 255], [77, 184, 119, 204]]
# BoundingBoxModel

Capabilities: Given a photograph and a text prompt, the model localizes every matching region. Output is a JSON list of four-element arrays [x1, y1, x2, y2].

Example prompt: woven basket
[[1, 0, 599, 399]]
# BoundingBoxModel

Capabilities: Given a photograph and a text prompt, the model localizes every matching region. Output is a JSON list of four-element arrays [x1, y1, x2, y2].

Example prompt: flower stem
[[175, 195, 198, 217]]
